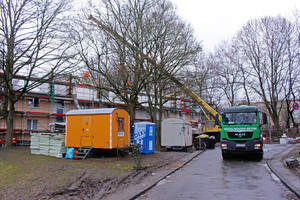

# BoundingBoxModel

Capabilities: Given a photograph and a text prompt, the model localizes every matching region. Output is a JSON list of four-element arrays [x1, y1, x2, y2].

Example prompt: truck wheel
[[222, 152, 230, 160], [256, 153, 263, 160]]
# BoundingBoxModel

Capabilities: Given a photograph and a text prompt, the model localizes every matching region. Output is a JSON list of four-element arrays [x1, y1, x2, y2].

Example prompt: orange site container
[[66, 108, 130, 149]]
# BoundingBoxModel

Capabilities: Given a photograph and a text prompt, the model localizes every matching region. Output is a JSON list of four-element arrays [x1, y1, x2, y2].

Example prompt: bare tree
[[236, 16, 295, 129], [283, 9, 300, 129], [139, 0, 202, 144], [202, 53, 225, 108], [74, 0, 202, 143], [211, 41, 243, 106], [238, 62, 252, 105], [0, 0, 76, 147], [183, 53, 207, 100], [71, 0, 157, 133]]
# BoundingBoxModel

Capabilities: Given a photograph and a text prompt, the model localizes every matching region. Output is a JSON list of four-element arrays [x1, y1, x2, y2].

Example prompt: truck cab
[[220, 105, 267, 160]]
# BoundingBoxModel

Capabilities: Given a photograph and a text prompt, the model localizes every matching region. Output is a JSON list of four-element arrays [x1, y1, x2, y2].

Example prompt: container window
[[118, 118, 124, 131]]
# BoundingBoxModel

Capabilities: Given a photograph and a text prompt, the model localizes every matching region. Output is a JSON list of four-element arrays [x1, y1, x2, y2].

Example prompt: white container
[[161, 118, 192, 149], [280, 133, 288, 144]]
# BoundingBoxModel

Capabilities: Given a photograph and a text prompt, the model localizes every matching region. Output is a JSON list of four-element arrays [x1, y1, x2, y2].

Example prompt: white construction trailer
[[161, 118, 193, 150]]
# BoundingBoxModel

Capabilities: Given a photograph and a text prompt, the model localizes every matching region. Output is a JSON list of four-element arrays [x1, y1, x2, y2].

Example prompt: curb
[[267, 145, 300, 198], [128, 149, 205, 200]]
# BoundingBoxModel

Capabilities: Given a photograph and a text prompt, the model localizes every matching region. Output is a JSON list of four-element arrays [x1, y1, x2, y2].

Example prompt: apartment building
[[0, 76, 213, 145]]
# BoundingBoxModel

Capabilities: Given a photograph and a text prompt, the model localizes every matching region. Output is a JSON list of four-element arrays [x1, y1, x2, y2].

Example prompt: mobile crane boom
[[88, 15, 221, 124]]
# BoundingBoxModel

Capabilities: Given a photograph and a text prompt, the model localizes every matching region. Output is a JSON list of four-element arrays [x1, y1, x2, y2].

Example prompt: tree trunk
[[157, 86, 165, 147], [127, 104, 136, 135], [153, 84, 161, 147], [270, 114, 281, 130], [5, 101, 15, 148], [157, 104, 163, 147]]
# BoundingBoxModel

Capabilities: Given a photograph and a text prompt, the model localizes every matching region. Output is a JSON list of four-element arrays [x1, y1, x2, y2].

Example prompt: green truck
[[220, 105, 267, 160]]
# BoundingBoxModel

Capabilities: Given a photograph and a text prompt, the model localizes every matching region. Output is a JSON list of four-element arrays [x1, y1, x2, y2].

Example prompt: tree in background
[[184, 57, 208, 102], [283, 9, 300, 129], [236, 16, 297, 129], [138, 0, 202, 144], [0, 0, 76, 147], [72, 0, 202, 143], [71, 0, 156, 133], [211, 41, 243, 107]]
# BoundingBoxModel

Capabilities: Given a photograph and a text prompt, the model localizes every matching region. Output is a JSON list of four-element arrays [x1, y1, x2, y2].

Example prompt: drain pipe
[[72, 94, 81, 110]]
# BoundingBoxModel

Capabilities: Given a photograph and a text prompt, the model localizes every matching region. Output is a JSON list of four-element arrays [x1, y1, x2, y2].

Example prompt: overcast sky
[[170, 0, 300, 52]]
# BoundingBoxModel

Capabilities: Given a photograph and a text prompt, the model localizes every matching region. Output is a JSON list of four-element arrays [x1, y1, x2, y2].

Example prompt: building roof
[[134, 122, 155, 125], [162, 118, 191, 125], [66, 108, 117, 115]]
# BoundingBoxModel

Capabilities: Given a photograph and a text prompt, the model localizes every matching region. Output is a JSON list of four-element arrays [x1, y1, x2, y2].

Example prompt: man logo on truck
[[235, 133, 246, 138]]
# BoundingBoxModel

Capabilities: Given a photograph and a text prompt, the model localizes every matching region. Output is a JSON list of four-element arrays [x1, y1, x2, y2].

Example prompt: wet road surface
[[137, 144, 297, 200]]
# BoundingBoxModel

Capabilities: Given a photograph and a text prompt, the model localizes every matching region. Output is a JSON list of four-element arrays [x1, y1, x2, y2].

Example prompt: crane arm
[[88, 15, 221, 123], [197, 105, 212, 121], [172, 78, 221, 122]]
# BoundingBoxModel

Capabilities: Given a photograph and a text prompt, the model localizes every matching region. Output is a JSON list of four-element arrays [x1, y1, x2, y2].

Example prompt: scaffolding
[[0, 74, 207, 146]]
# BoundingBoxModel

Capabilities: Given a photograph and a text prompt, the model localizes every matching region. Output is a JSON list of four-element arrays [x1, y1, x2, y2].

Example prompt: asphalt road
[[137, 144, 297, 200]]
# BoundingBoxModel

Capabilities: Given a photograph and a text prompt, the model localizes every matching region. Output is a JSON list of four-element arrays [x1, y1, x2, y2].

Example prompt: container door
[[81, 116, 93, 147], [117, 117, 126, 148], [148, 124, 155, 153], [186, 125, 192, 146], [173, 124, 184, 146]]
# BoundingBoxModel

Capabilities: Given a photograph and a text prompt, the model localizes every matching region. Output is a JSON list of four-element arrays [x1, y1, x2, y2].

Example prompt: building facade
[[0, 76, 213, 145]]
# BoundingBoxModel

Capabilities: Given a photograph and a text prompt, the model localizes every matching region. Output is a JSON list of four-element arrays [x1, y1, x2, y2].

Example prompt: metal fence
[[261, 128, 300, 143]]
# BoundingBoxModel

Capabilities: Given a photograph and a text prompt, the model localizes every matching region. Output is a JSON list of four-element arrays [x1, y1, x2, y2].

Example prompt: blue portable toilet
[[133, 122, 155, 154]]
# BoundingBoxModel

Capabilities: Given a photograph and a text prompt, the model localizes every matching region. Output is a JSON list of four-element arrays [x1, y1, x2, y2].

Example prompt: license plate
[[236, 143, 245, 147]]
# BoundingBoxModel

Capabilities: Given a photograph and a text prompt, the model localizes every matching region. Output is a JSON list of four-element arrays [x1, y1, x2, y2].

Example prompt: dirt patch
[[285, 144, 300, 179], [290, 165, 300, 178], [0, 147, 195, 200]]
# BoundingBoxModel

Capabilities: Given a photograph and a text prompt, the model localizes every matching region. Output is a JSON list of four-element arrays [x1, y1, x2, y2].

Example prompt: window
[[222, 112, 257, 125], [28, 97, 39, 108], [118, 118, 124, 131], [191, 111, 195, 120], [81, 103, 90, 109], [27, 119, 38, 130], [57, 100, 64, 122], [117, 117, 125, 137]]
